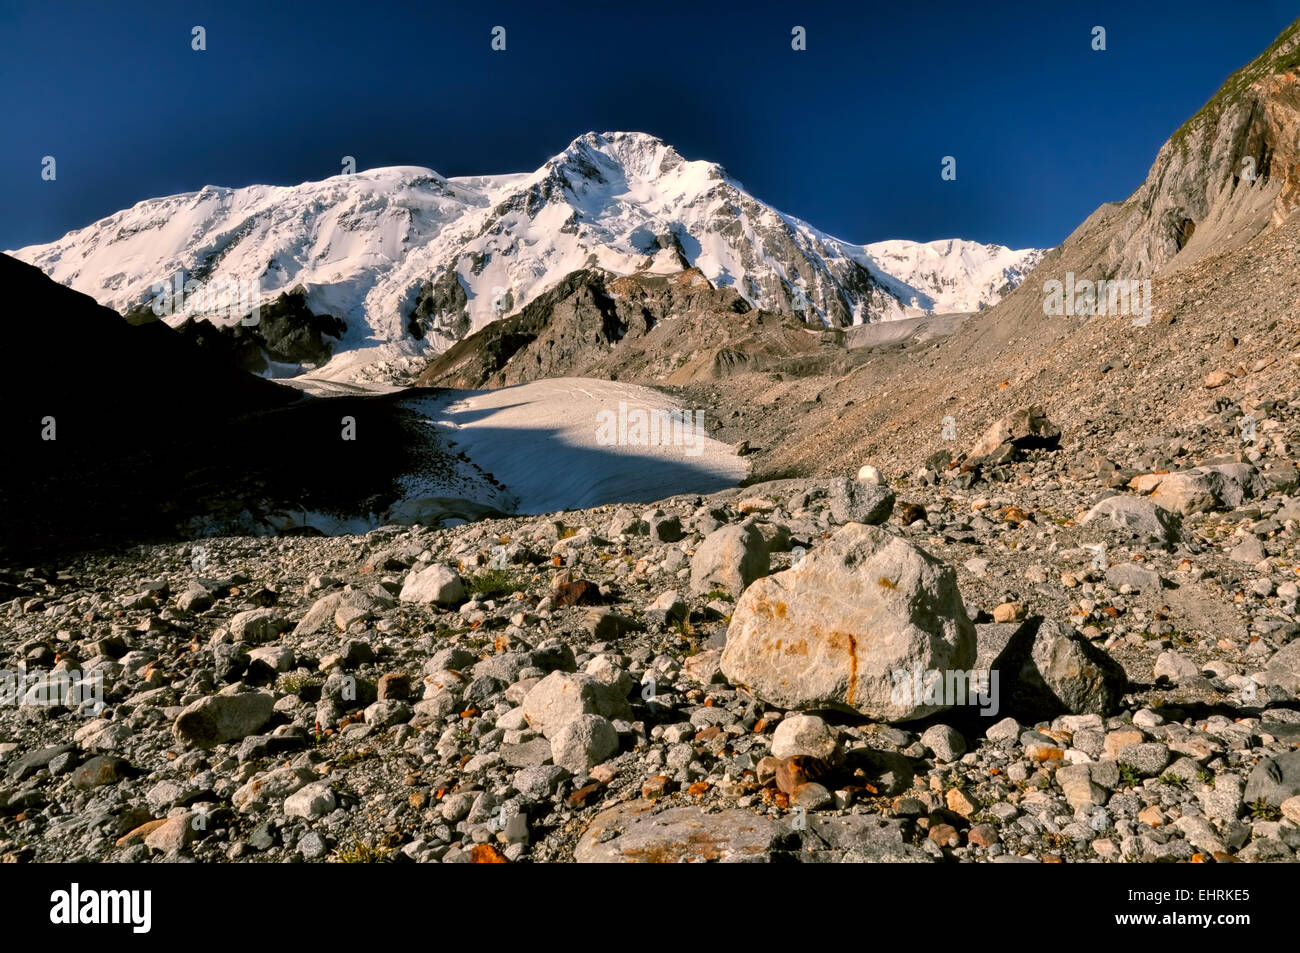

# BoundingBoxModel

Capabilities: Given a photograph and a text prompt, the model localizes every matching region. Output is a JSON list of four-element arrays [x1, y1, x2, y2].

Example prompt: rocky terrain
[[3, 404, 1300, 863]]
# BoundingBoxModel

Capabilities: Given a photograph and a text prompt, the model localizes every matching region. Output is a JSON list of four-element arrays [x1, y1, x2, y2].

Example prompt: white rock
[[399, 564, 466, 605], [550, 713, 619, 772], [856, 465, 884, 485], [284, 780, 337, 818], [771, 714, 840, 762]]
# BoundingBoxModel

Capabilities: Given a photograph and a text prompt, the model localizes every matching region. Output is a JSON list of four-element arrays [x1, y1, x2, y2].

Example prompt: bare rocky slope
[[416, 267, 826, 390]]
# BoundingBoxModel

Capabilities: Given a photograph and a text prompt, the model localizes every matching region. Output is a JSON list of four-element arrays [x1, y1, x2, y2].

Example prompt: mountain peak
[[544, 131, 698, 184], [13, 133, 1045, 383]]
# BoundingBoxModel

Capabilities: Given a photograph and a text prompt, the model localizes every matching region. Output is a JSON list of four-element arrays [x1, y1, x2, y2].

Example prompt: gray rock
[[70, 755, 129, 790], [1082, 496, 1182, 546], [969, 406, 1060, 459], [680, 649, 724, 685], [232, 766, 317, 813], [293, 593, 343, 637], [583, 609, 641, 640], [575, 802, 786, 863], [1200, 774, 1245, 823], [1154, 651, 1200, 684], [1105, 562, 1163, 592], [1173, 815, 1226, 855], [1266, 641, 1300, 693], [247, 644, 295, 676], [500, 737, 553, 768], [796, 813, 934, 862], [175, 583, 214, 613], [920, 724, 967, 762], [284, 780, 336, 818], [550, 713, 619, 772], [991, 619, 1126, 719], [985, 716, 1022, 744], [512, 764, 569, 801], [145, 779, 188, 812], [334, 589, 383, 630], [1230, 537, 1266, 564], [645, 589, 688, 626], [73, 719, 132, 752], [789, 782, 832, 810], [143, 813, 197, 854], [212, 644, 249, 682], [364, 699, 412, 729], [771, 714, 840, 761], [173, 690, 275, 747], [1244, 751, 1300, 808], [1150, 463, 1266, 515], [228, 609, 288, 644], [521, 671, 631, 740], [297, 831, 329, 859], [642, 509, 684, 543], [827, 477, 895, 525], [1118, 742, 1171, 776], [1056, 764, 1109, 811], [689, 523, 769, 598]]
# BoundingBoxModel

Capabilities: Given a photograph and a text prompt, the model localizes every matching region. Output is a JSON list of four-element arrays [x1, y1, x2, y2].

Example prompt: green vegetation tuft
[[465, 568, 526, 599], [332, 841, 393, 863], [1168, 20, 1300, 154]]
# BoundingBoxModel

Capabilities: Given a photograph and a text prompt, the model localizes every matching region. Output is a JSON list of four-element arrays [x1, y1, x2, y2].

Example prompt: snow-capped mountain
[[864, 239, 1046, 313], [11, 131, 1045, 381]]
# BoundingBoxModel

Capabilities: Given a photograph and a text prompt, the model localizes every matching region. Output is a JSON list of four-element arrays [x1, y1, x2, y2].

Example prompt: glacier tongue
[[400, 378, 748, 515], [10, 131, 1046, 382]]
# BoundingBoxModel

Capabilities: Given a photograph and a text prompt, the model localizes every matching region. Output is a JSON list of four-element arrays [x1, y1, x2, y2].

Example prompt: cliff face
[[1106, 21, 1300, 277]]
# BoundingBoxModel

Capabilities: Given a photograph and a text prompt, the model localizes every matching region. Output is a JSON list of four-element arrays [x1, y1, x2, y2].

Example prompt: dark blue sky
[[2, 0, 1296, 252]]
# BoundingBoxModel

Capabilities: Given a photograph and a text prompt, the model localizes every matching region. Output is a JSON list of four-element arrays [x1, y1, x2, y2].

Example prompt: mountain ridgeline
[[12, 132, 1043, 383]]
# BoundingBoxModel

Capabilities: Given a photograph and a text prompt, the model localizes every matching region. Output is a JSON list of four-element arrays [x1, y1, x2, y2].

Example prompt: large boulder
[[979, 618, 1126, 719], [1147, 463, 1267, 515], [1082, 495, 1182, 547], [720, 523, 975, 721], [173, 689, 275, 747], [689, 523, 769, 598], [827, 477, 894, 525], [969, 406, 1060, 460]]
